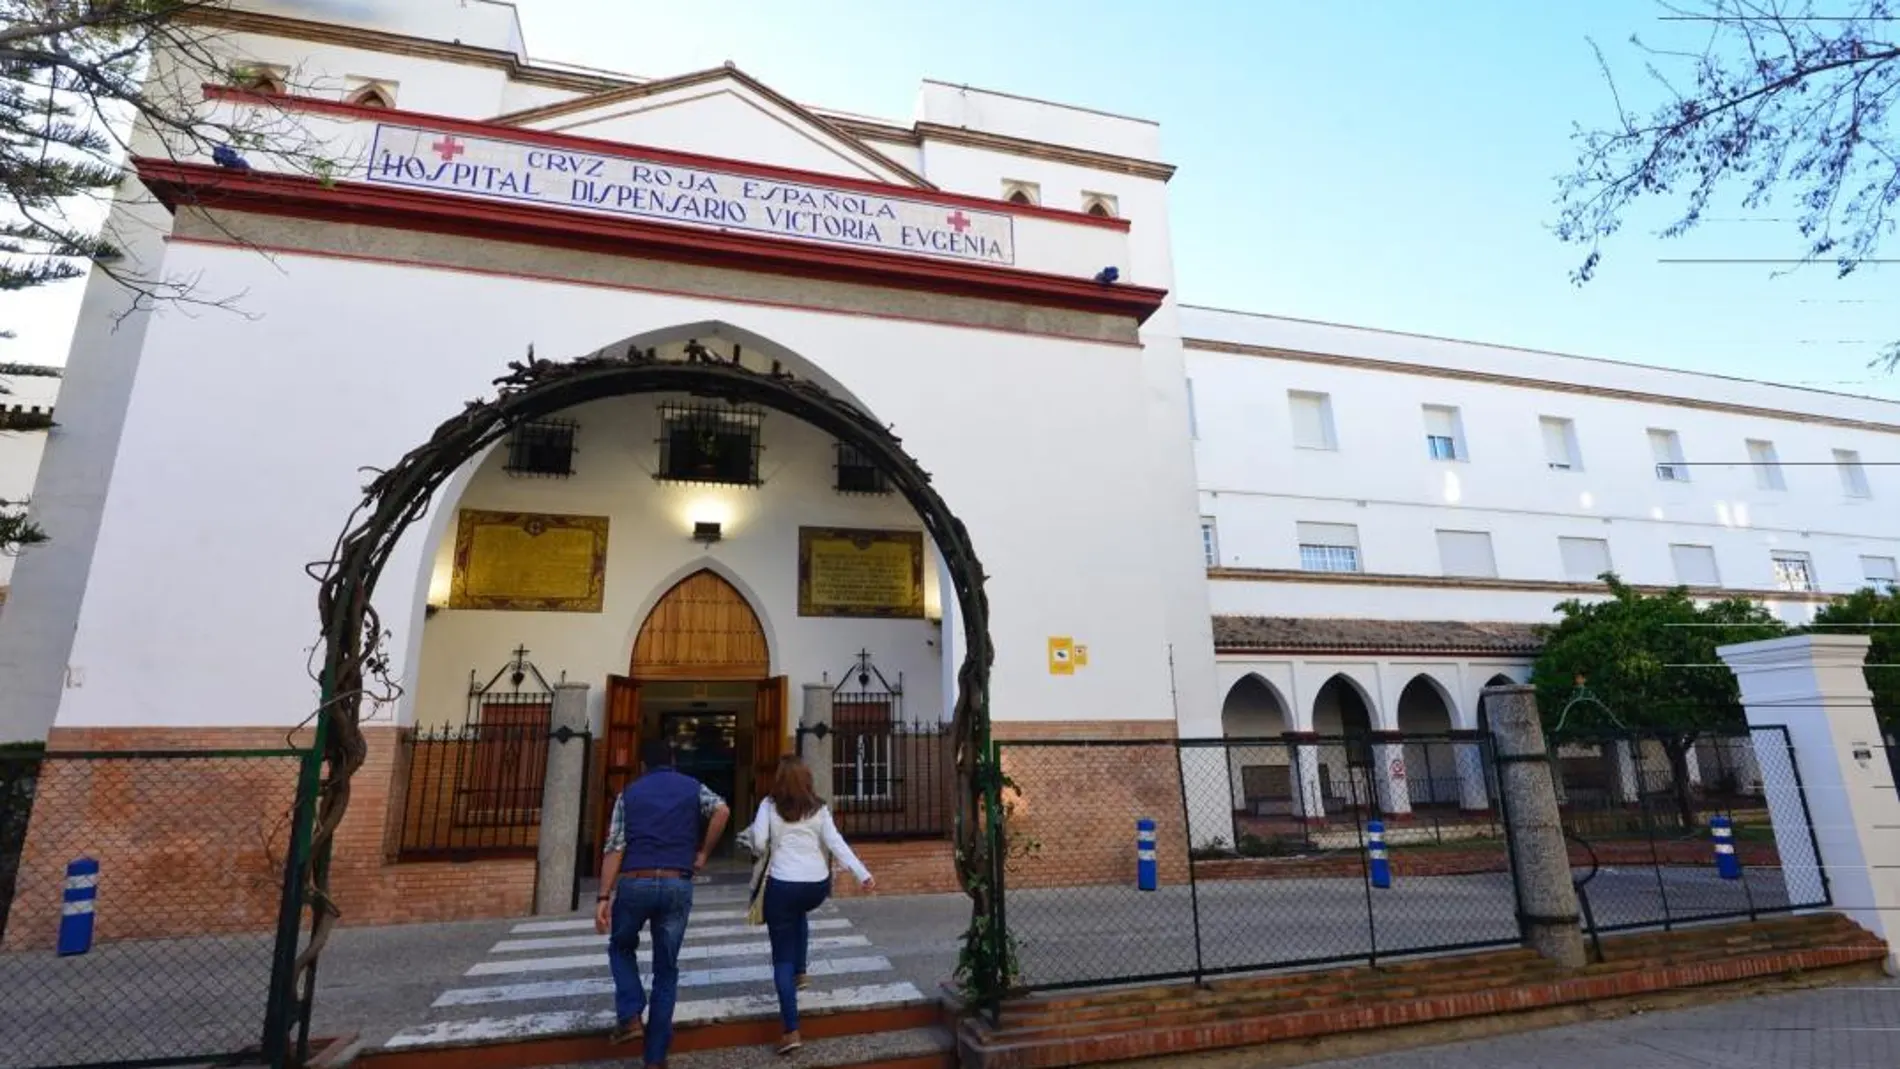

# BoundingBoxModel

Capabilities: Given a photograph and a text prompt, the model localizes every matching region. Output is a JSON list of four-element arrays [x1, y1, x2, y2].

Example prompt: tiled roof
[[1213, 616, 1544, 656]]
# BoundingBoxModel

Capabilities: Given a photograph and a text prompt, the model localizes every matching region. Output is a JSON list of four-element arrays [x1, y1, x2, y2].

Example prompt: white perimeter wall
[[46, 243, 1202, 733], [409, 393, 944, 731]]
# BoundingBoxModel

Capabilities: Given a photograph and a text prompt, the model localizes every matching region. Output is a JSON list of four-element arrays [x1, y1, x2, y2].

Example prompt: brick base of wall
[[6, 726, 533, 949], [833, 840, 960, 898], [959, 912, 1888, 1069]]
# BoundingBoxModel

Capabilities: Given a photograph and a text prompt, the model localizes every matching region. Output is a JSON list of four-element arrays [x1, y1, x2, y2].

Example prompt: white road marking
[[465, 935, 870, 976], [432, 955, 895, 1008], [385, 983, 927, 1048], [490, 918, 850, 953], [507, 906, 836, 935]]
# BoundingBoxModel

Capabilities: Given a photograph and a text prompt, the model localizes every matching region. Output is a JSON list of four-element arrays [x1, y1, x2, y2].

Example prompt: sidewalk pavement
[[1304, 979, 1900, 1069]]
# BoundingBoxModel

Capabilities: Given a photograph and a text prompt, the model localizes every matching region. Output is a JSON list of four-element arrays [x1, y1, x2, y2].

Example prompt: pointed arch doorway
[[600, 569, 786, 861]]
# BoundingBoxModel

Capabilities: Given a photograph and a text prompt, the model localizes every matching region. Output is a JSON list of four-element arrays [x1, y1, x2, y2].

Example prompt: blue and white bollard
[[1710, 815, 1742, 881], [58, 858, 99, 956], [1136, 818, 1157, 892], [1366, 820, 1391, 889]]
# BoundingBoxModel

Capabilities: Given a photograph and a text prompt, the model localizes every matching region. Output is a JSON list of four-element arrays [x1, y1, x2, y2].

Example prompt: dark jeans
[[608, 876, 694, 1066], [763, 877, 831, 1033]]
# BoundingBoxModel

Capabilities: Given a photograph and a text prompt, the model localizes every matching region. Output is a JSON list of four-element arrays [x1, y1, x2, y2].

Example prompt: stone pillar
[[535, 682, 591, 915], [1484, 683, 1587, 968], [801, 684, 834, 800], [1284, 733, 1327, 820], [1369, 733, 1413, 817], [1719, 635, 1900, 974], [1607, 741, 1641, 804], [1452, 730, 1490, 811]]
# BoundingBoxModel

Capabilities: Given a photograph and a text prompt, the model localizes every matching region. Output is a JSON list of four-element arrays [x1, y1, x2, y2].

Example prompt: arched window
[[1082, 192, 1119, 218], [348, 83, 395, 109], [234, 67, 287, 95], [1001, 179, 1040, 207]]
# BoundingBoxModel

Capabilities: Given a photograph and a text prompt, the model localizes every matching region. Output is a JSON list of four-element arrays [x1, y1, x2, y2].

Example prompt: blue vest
[[620, 769, 703, 874]]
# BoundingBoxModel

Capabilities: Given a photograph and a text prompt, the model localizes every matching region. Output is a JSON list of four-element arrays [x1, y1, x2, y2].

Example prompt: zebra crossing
[[383, 889, 926, 1049]]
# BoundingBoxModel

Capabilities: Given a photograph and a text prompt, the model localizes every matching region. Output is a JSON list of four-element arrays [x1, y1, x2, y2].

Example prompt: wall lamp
[[693, 521, 723, 545]]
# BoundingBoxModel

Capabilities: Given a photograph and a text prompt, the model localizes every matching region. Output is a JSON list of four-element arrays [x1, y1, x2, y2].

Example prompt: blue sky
[[509, 0, 1898, 401], [5, 0, 1895, 402]]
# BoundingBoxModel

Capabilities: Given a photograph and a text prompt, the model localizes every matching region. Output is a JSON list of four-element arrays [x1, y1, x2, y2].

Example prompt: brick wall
[[831, 840, 960, 898], [5, 726, 534, 949], [998, 735, 1192, 891]]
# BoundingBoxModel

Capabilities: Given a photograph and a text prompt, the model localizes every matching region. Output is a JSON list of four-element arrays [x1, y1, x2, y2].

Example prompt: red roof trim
[[134, 159, 1168, 323], [202, 85, 1134, 232]]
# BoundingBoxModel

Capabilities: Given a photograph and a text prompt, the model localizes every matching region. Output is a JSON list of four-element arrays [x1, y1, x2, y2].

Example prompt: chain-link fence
[[1552, 725, 1828, 937], [0, 746, 316, 1069], [992, 734, 1523, 994]]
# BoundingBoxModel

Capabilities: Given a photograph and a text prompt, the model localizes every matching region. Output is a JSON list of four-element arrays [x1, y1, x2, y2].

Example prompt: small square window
[[834, 442, 890, 495], [1423, 405, 1465, 461], [657, 403, 763, 486], [1288, 391, 1336, 451], [504, 418, 577, 477], [1540, 416, 1581, 471], [1671, 544, 1721, 587], [1649, 429, 1689, 482], [1835, 449, 1872, 498], [1862, 555, 1897, 595], [1747, 439, 1785, 491]]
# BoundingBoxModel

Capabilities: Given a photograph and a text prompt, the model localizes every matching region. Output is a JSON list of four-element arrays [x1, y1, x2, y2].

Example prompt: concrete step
[[669, 1026, 953, 1069], [960, 915, 1890, 1068], [357, 1001, 942, 1069]]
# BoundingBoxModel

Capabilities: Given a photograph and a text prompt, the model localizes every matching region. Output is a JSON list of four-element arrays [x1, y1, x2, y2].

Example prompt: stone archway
[[302, 338, 997, 1016]]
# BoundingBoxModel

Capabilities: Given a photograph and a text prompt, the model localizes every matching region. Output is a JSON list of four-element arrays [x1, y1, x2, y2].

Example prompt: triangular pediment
[[493, 65, 929, 188]]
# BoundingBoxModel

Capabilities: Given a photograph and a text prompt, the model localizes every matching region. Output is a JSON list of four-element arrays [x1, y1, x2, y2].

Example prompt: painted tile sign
[[366, 124, 1016, 265]]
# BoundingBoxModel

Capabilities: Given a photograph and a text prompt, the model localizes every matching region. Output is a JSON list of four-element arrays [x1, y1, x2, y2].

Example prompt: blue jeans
[[763, 877, 831, 1033], [609, 876, 694, 1066]]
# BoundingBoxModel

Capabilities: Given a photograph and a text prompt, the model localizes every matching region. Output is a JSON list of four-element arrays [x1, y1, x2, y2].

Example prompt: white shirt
[[747, 800, 871, 885]]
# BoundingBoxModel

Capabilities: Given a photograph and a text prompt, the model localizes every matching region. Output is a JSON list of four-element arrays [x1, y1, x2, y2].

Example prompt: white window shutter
[[1558, 537, 1611, 581], [1436, 530, 1497, 578], [1671, 544, 1720, 586]]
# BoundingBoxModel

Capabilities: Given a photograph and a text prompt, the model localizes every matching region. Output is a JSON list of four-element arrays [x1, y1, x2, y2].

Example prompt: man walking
[[596, 738, 731, 1066]]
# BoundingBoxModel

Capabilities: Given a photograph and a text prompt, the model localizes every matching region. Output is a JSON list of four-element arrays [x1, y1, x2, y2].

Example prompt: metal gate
[[988, 734, 1523, 994]]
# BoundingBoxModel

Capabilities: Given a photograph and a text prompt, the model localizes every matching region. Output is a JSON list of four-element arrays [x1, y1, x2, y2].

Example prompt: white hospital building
[[0, 0, 1892, 918]]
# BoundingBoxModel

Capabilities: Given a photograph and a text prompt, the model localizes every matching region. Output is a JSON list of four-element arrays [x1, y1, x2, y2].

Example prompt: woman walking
[[748, 755, 874, 1055]]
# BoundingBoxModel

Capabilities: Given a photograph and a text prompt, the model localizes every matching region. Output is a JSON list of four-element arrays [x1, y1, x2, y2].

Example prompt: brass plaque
[[798, 527, 925, 619], [449, 510, 609, 612]]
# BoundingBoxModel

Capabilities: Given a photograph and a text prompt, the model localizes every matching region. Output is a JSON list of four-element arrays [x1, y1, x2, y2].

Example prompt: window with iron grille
[[834, 698, 895, 801], [1771, 551, 1816, 592], [834, 441, 890, 494], [657, 403, 763, 486], [504, 418, 578, 477], [1297, 522, 1362, 573]]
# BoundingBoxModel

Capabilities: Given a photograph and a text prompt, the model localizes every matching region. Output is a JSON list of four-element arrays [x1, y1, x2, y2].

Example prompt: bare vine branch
[[1556, 0, 1900, 370]]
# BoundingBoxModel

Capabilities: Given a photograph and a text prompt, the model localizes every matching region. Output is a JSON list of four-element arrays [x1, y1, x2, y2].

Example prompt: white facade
[[0, 0, 1215, 744], [0, 0, 1894, 757]]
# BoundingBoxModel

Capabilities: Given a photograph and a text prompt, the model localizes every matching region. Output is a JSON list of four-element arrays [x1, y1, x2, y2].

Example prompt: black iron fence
[[1550, 725, 1828, 941], [395, 722, 582, 861], [823, 720, 953, 841], [0, 745, 316, 1069], [989, 734, 1522, 995]]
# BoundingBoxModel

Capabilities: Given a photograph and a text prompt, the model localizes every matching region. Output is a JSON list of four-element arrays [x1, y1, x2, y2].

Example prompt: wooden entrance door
[[753, 676, 788, 799], [598, 570, 775, 854]]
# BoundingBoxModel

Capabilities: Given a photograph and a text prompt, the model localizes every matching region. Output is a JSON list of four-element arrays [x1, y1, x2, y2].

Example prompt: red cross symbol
[[432, 136, 466, 162], [946, 210, 971, 233]]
